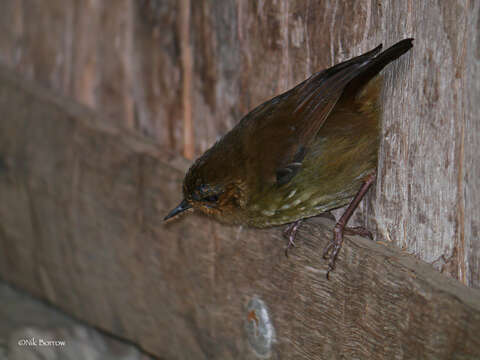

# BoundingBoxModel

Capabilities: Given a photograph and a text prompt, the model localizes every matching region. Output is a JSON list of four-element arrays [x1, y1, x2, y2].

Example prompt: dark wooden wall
[[1, 0, 478, 288]]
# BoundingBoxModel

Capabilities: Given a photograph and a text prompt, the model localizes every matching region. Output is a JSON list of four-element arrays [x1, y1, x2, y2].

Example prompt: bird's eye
[[202, 194, 219, 203]]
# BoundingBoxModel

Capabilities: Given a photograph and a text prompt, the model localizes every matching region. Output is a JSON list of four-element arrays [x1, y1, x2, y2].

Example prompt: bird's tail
[[345, 38, 413, 96], [372, 38, 413, 71]]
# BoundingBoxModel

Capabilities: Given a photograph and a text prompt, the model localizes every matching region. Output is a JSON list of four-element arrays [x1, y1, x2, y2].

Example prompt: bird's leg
[[283, 219, 304, 257], [322, 172, 377, 279]]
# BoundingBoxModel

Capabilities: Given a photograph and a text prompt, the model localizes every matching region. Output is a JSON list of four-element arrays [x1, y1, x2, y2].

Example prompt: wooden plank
[[463, 1, 480, 290], [0, 0, 478, 287], [1, 66, 480, 359], [0, 282, 154, 359]]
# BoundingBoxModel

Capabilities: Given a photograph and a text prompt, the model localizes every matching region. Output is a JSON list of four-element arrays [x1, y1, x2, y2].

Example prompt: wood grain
[[0, 0, 477, 288], [1, 66, 480, 359]]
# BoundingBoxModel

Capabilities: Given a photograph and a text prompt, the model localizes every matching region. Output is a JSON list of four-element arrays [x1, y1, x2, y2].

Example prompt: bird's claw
[[323, 223, 375, 278], [284, 240, 295, 258], [283, 220, 303, 257], [322, 224, 345, 279]]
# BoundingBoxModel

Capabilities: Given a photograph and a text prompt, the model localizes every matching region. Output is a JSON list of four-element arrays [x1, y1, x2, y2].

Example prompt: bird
[[165, 39, 413, 278]]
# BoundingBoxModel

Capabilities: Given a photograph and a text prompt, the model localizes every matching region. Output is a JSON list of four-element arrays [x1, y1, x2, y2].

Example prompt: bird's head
[[164, 141, 247, 224]]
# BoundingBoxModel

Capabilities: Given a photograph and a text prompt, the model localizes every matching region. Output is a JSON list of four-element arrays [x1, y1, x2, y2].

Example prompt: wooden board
[[0, 282, 154, 359], [0, 0, 478, 288], [1, 66, 480, 359]]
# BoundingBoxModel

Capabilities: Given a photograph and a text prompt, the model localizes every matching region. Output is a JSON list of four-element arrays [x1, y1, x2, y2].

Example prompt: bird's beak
[[164, 199, 192, 221]]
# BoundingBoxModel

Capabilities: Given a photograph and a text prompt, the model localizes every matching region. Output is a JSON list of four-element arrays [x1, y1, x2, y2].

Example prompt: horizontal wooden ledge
[[0, 65, 479, 359]]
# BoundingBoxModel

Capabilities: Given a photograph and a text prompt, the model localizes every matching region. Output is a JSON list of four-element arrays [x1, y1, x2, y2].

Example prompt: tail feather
[[369, 38, 414, 74], [345, 38, 413, 97]]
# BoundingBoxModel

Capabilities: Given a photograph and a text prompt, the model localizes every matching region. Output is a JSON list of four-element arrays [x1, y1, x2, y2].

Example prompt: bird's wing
[[243, 39, 413, 188]]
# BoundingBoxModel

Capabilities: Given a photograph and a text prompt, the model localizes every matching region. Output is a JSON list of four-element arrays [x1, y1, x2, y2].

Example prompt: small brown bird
[[165, 39, 413, 277]]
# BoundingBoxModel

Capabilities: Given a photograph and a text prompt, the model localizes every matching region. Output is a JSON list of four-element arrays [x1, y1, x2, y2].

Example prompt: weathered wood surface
[[0, 282, 154, 360], [1, 67, 480, 359], [0, 0, 478, 288]]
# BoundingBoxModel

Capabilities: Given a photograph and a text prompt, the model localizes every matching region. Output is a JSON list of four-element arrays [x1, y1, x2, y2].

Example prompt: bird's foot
[[321, 172, 377, 279], [322, 225, 373, 279], [322, 223, 345, 279], [283, 219, 303, 257]]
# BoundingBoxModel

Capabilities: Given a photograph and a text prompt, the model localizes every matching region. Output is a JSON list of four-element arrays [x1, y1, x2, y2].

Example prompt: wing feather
[[242, 40, 413, 188]]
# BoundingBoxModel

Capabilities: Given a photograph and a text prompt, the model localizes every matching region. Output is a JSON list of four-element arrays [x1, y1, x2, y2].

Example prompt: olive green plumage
[[165, 39, 413, 229]]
